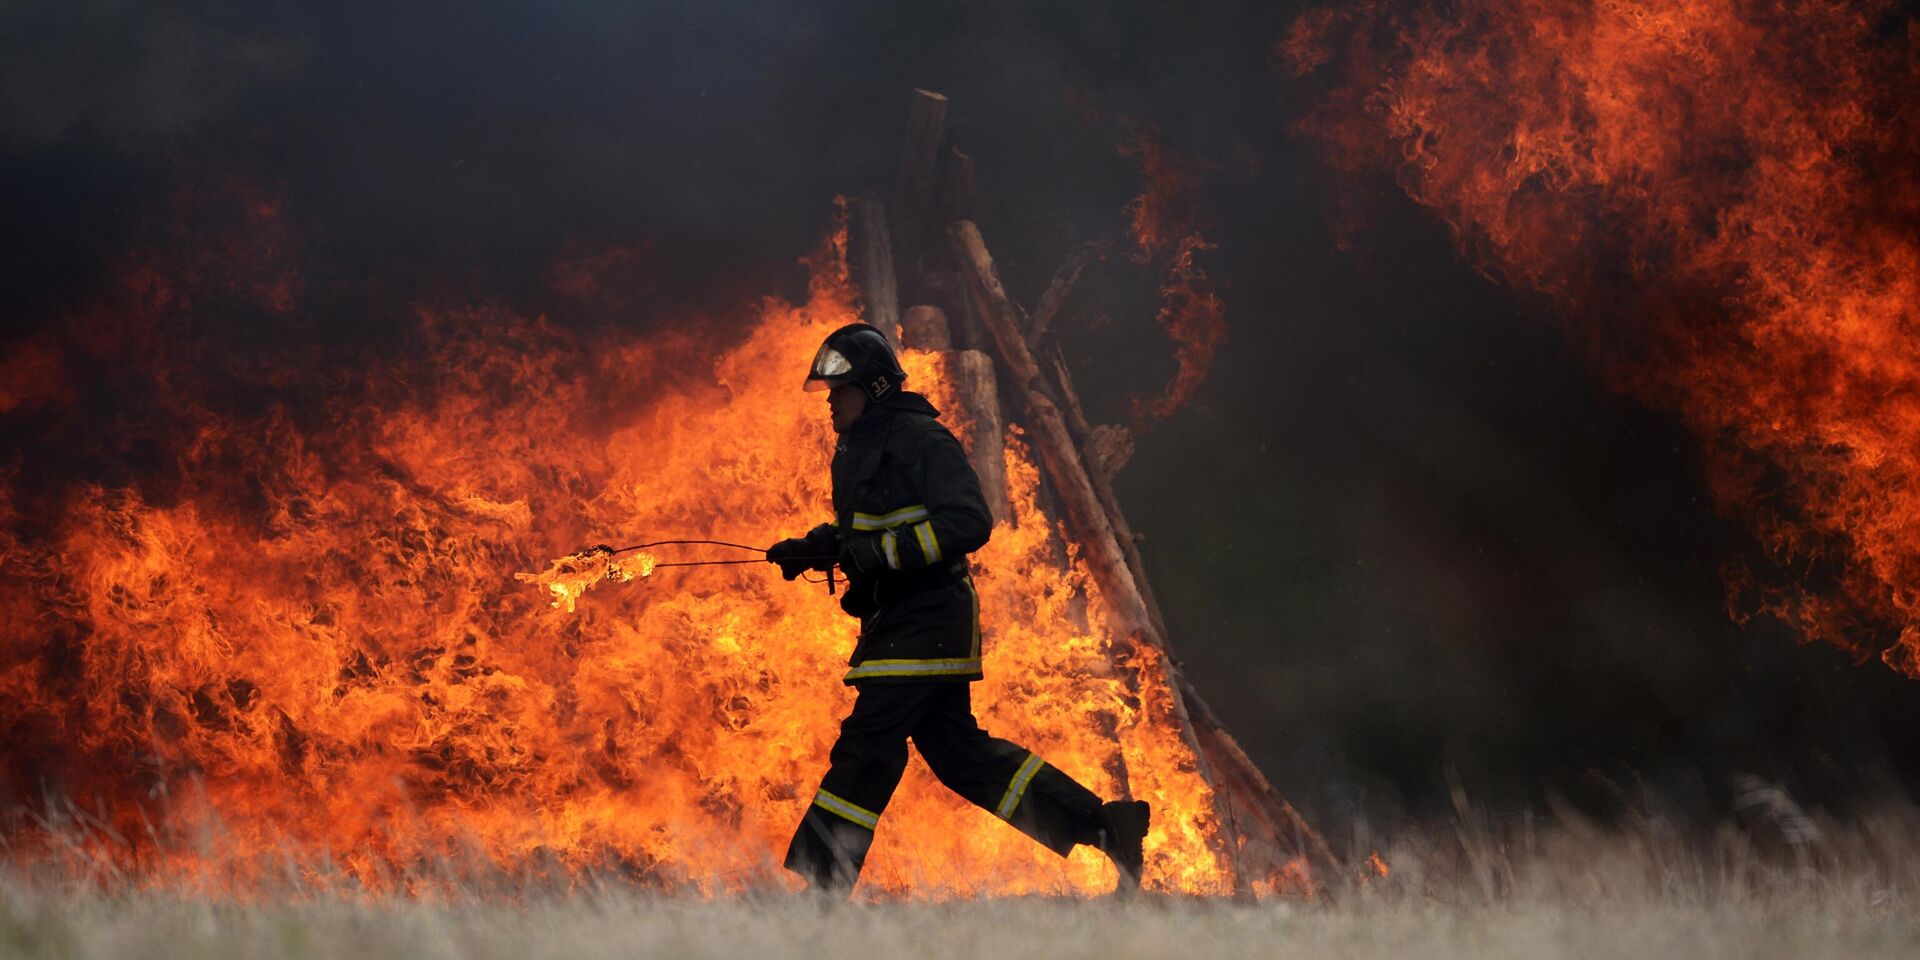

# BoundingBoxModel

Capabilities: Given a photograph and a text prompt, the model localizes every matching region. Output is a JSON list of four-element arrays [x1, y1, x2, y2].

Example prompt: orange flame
[[1249, 856, 1317, 899], [1285, 0, 1920, 674], [515, 550, 658, 614], [1121, 131, 1228, 424], [0, 196, 1236, 896]]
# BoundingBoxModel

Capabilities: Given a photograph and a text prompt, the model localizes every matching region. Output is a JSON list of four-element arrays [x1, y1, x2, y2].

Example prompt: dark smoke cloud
[[4, 1, 1917, 841], [0, 1, 303, 152]]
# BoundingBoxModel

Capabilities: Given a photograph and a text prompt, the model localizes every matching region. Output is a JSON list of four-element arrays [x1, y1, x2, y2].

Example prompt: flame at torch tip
[[514, 550, 659, 613]]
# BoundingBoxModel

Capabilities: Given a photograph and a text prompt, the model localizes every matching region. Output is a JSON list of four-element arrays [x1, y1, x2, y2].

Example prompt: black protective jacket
[[827, 391, 992, 684]]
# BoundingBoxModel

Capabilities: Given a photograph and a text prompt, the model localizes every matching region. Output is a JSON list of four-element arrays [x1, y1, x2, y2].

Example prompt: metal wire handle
[[593, 538, 771, 556], [576, 538, 839, 590]]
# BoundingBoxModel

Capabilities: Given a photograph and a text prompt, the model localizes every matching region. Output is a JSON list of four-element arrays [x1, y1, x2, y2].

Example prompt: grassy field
[[4, 806, 1917, 959]]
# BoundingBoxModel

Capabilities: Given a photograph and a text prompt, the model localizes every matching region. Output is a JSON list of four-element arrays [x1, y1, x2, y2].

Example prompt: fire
[[1284, 1, 1920, 674], [1249, 857, 1316, 899], [0, 189, 1235, 896], [515, 549, 658, 613], [1121, 131, 1227, 424]]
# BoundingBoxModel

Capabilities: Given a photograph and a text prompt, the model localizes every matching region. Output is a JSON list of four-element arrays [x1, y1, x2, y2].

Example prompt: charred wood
[[944, 350, 1011, 527], [1178, 672, 1342, 883], [900, 305, 953, 352], [1040, 340, 1168, 640], [1043, 344, 1097, 444], [892, 89, 949, 289], [1028, 242, 1097, 349], [849, 195, 900, 343], [941, 145, 976, 225], [1088, 423, 1135, 480], [948, 221, 1150, 635], [928, 269, 981, 352], [950, 218, 1329, 892]]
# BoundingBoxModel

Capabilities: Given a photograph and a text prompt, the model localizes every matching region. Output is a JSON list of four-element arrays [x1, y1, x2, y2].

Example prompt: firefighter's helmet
[[805, 323, 906, 400]]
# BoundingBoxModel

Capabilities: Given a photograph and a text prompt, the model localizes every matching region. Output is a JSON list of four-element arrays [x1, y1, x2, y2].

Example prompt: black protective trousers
[[783, 682, 1105, 891]]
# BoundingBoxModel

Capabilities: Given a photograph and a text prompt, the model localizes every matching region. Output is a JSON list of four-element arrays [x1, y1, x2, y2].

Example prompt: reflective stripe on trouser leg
[[911, 686, 1107, 858], [995, 753, 1047, 820], [785, 684, 927, 890], [784, 804, 875, 891], [1000, 761, 1107, 857], [812, 789, 881, 830]]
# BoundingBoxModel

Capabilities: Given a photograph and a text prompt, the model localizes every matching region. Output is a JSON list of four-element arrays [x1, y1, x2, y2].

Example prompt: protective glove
[[838, 532, 890, 575], [766, 523, 839, 580]]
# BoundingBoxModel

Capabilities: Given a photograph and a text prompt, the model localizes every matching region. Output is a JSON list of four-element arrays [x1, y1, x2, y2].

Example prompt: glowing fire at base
[[0, 212, 1239, 897]]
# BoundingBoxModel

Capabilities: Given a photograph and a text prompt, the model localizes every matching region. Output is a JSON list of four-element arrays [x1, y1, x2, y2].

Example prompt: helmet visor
[[804, 344, 853, 391]]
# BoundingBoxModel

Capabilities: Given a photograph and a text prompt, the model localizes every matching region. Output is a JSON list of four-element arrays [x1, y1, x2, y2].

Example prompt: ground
[[6, 809, 1918, 960]]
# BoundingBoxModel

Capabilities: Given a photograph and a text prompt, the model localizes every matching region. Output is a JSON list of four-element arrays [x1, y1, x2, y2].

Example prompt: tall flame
[[1121, 131, 1228, 424], [1284, 0, 1920, 674], [0, 194, 1235, 896]]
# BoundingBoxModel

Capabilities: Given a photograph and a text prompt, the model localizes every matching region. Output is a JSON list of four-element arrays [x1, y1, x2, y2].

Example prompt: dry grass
[[3, 804, 1918, 960]]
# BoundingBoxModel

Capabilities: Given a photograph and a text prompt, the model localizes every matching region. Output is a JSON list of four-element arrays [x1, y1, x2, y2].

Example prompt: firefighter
[[765, 322, 1152, 895]]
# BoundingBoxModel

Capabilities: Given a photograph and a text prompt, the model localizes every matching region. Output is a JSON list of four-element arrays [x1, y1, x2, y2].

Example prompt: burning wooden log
[[946, 217, 1329, 892], [944, 349, 1011, 527], [850, 88, 1334, 893], [899, 306, 1012, 539], [947, 222, 1158, 638], [1033, 338, 1167, 637], [899, 304, 952, 351]]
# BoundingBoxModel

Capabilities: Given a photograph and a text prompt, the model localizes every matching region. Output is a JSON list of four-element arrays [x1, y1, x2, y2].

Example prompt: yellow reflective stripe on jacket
[[842, 658, 983, 681], [965, 576, 981, 659], [812, 789, 881, 830], [913, 520, 941, 563], [881, 529, 901, 569], [995, 753, 1047, 820], [849, 505, 930, 531]]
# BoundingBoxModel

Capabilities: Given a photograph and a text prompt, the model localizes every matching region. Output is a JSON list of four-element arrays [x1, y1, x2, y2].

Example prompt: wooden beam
[[900, 304, 952, 352], [941, 145, 976, 226], [949, 221, 1150, 633], [849, 195, 900, 343], [1178, 672, 1343, 884], [1041, 341, 1169, 641], [1043, 345, 1097, 443], [892, 89, 949, 290], [1088, 423, 1135, 480], [944, 350, 1011, 527], [1028, 242, 1096, 348], [950, 218, 1337, 893]]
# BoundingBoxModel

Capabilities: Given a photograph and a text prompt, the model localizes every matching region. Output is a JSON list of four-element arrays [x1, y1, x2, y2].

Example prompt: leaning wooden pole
[[947, 220, 1260, 886], [849, 195, 900, 343], [947, 223, 1157, 638], [862, 87, 1332, 893], [948, 219, 1337, 891]]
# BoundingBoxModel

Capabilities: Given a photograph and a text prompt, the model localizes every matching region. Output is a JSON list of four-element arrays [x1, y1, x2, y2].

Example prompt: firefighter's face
[[827, 382, 868, 433]]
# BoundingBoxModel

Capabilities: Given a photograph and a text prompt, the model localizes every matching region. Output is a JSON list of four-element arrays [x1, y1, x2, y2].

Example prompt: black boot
[[1095, 800, 1151, 891]]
